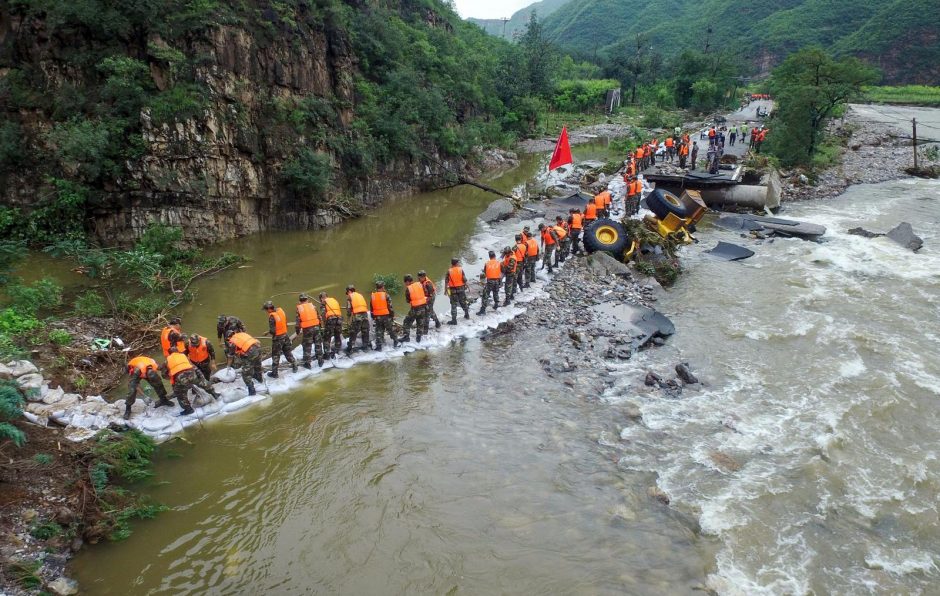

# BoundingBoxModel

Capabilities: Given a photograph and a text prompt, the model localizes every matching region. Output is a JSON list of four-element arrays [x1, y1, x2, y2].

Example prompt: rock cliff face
[[0, 8, 471, 246]]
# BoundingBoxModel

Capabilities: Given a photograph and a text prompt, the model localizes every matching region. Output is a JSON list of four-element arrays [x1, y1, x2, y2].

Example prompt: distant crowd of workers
[[121, 210, 618, 420]]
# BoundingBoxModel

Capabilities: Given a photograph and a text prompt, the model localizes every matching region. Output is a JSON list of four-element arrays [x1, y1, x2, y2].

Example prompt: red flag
[[548, 126, 573, 171]]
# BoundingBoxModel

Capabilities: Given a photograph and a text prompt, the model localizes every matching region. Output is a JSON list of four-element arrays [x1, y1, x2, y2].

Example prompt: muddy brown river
[[69, 127, 940, 594]]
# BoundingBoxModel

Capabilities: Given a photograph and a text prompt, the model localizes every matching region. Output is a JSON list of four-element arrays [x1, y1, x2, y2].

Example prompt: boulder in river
[[48, 577, 79, 596], [675, 363, 699, 385], [478, 198, 515, 223], [847, 227, 883, 239], [885, 222, 923, 252]]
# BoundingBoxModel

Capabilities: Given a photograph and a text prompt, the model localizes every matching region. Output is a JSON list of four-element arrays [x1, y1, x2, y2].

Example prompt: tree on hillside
[[604, 34, 659, 105], [519, 11, 557, 97], [768, 48, 879, 166]]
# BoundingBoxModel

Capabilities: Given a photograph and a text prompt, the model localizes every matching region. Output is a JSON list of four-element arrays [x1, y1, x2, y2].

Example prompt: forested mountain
[[537, 0, 938, 83], [468, 0, 571, 40], [0, 0, 552, 246]]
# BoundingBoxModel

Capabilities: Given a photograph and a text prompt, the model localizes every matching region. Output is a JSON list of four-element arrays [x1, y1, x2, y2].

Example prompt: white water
[[610, 178, 940, 594]]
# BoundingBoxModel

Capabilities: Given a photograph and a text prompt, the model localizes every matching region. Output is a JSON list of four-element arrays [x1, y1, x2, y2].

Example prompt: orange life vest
[[635, 147, 645, 159], [484, 258, 502, 280], [594, 192, 608, 209], [679, 144, 689, 156], [570, 212, 583, 230], [708, 128, 716, 138], [348, 292, 368, 315], [323, 297, 342, 319], [682, 134, 690, 143], [230, 332, 260, 355], [371, 291, 391, 316], [525, 237, 539, 257], [541, 228, 556, 245], [447, 266, 466, 288], [187, 336, 210, 364], [166, 352, 193, 385], [270, 307, 288, 335], [407, 282, 427, 307], [160, 326, 185, 357], [297, 302, 321, 328], [422, 278, 436, 296], [514, 242, 526, 263], [584, 203, 598, 220], [128, 356, 158, 378], [502, 254, 517, 274], [553, 225, 568, 240], [665, 137, 674, 147]]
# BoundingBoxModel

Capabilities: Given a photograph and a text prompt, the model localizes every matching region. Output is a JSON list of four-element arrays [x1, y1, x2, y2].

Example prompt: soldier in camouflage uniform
[[477, 250, 502, 315], [522, 227, 538, 286], [295, 293, 325, 368], [227, 330, 264, 395], [400, 274, 429, 343], [538, 223, 560, 273], [417, 270, 442, 329], [344, 284, 371, 354], [555, 216, 572, 262], [125, 356, 172, 419], [162, 347, 219, 415], [216, 314, 245, 366], [445, 258, 470, 324], [501, 246, 517, 306], [263, 301, 297, 378], [370, 280, 399, 349], [319, 292, 344, 358], [513, 235, 527, 294]]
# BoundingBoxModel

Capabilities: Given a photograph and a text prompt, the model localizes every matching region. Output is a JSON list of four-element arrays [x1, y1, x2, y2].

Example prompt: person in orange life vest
[[125, 355, 171, 419], [500, 246, 518, 306], [445, 257, 471, 324], [625, 176, 642, 215], [318, 291, 344, 358], [401, 274, 429, 343], [263, 300, 296, 378], [345, 284, 371, 355], [160, 317, 186, 358], [295, 293, 326, 368], [512, 235, 527, 294], [708, 127, 717, 146], [161, 346, 219, 416], [227, 329, 263, 395], [555, 216, 572, 261], [665, 136, 675, 162], [478, 250, 503, 315], [539, 223, 560, 273], [567, 208, 585, 255], [417, 270, 442, 330], [185, 333, 216, 382], [523, 228, 540, 287], [216, 314, 245, 366], [370, 280, 399, 349], [594, 190, 611, 219]]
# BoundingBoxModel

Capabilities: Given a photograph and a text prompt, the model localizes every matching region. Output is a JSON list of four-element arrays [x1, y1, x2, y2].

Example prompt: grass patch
[[864, 85, 940, 107]]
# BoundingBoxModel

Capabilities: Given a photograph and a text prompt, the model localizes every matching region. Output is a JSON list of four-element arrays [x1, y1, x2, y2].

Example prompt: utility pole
[[501, 17, 509, 39], [704, 26, 712, 54], [912, 118, 918, 169]]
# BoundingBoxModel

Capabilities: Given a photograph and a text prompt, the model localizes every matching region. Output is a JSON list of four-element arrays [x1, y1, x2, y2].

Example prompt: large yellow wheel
[[584, 218, 630, 255]]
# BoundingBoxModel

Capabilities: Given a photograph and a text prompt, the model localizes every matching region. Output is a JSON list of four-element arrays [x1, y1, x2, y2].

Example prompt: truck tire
[[646, 189, 691, 220], [583, 218, 629, 256]]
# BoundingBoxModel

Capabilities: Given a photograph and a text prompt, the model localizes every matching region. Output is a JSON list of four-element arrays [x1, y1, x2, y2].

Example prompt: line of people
[[123, 212, 605, 420]]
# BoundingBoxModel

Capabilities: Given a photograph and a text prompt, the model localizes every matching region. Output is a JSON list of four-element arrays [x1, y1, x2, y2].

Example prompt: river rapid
[[70, 144, 940, 593]]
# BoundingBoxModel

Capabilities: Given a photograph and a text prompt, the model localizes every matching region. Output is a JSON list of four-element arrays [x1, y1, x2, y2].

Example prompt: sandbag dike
[[15, 233, 568, 444]]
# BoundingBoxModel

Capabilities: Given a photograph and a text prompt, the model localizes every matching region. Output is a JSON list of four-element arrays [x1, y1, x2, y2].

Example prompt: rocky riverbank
[[780, 104, 940, 201]]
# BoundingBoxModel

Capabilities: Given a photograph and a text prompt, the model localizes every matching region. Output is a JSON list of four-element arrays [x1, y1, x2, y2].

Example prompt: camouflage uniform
[[299, 326, 325, 366], [268, 313, 297, 374], [502, 254, 517, 304], [420, 278, 441, 329], [541, 228, 559, 272], [449, 287, 469, 320], [401, 285, 429, 341], [347, 313, 371, 352], [171, 368, 216, 411], [186, 340, 216, 382], [558, 229, 571, 261], [322, 309, 344, 356], [373, 314, 396, 349], [126, 369, 169, 409], [524, 241, 538, 285], [237, 344, 264, 391], [217, 316, 245, 362], [481, 278, 500, 312]]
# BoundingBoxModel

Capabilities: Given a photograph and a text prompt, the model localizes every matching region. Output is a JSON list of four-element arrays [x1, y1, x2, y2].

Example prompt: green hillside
[[469, 0, 571, 40], [537, 0, 939, 84]]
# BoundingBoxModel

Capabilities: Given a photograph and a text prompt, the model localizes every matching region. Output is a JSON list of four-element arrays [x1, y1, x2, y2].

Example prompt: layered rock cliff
[[0, 2, 478, 246]]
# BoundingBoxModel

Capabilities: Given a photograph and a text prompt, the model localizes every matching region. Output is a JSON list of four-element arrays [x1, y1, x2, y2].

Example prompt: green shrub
[[74, 290, 108, 317], [149, 83, 208, 124], [48, 329, 73, 346], [0, 380, 26, 447], [32, 453, 53, 465], [46, 118, 113, 182], [0, 308, 40, 335], [5, 277, 63, 315], [29, 519, 63, 540], [282, 148, 334, 197], [373, 273, 403, 296]]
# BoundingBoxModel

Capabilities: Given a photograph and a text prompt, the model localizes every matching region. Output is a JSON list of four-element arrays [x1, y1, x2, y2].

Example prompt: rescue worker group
[[123, 211, 606, 421]]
